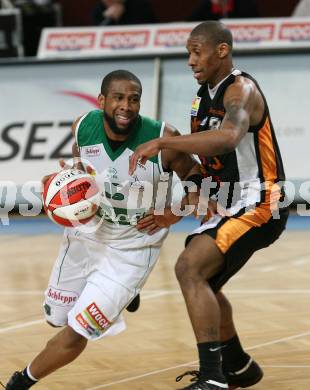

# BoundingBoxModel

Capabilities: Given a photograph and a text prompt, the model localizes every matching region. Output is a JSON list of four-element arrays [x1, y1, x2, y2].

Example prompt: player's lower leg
[[217, 291, 263, 388], [6, 325, 87, 389], [175, 242, 227, 389], [30, 325, 88, 379]]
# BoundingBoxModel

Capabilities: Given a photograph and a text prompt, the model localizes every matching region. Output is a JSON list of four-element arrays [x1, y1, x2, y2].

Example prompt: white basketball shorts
[[43, 229, 160, 340]]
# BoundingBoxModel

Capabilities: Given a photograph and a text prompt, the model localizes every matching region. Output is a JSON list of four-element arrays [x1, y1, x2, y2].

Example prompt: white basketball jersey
[[74, 109, 170, 249]]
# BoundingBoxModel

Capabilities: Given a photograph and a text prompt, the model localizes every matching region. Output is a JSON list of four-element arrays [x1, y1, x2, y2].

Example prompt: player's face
[[186, 35, 221, 86], [99, 79, 141, 136]]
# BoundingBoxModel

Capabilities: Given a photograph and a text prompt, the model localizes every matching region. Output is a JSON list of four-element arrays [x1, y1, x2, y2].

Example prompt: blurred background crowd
[[0, 0, 309, 57]]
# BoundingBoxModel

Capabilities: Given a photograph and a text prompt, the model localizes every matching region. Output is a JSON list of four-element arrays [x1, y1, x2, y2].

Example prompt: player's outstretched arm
[[161, 124, 203, 217], [136, 124, 203, 234], [129, 79, 254, 174], [161, 124, 201, 181]]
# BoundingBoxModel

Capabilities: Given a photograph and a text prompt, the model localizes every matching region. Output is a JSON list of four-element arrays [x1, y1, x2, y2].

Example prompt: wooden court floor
[[0, 230, 310, 389]]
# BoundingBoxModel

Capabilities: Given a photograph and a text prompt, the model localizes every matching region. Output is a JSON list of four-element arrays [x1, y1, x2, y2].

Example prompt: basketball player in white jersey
[[5, 70, 202, 389], [130, 22, 288, 390]]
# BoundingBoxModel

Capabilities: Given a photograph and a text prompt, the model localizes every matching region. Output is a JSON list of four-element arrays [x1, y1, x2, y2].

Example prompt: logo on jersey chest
[[106, 167, 118, 179], [130, 174, 145, 191], [103, 182, 125, 201], [85, 146, 101, 157], [209, 117, 222, 130], [199, 116, 222, 130], [191, 97, 201, 116], [200, 116, 208, 127]]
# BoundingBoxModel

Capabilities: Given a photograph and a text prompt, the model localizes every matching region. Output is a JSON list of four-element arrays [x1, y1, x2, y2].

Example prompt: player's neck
[[104, 122, 129, 142], [209, 64, 234, 89]]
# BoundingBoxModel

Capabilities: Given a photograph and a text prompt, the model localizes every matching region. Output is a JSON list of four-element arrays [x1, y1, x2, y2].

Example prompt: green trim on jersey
[[77, 109, 163, 163]]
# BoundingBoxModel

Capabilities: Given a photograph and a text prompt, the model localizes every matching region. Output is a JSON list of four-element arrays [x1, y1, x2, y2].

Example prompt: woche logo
[[279, 22, 310, 41], [227, 23, 275, 42], [154, 28, 191, 47], [46, 32, 96, 51], [100, 30, 150, 49], [86, 302, 111, 330]]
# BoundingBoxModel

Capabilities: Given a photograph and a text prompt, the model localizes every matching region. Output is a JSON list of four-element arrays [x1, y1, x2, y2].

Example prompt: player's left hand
[[41, 160, 95, 185], [186, 191, 201, 219], [129, 139, 161, 175], [136, 208, 182, 235]]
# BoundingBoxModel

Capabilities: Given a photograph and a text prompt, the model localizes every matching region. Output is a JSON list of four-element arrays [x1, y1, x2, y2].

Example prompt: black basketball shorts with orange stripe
[[185, 207, 289, 293]]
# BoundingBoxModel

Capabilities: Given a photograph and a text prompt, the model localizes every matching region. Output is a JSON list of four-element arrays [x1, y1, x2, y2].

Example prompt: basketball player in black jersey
[[130, 21, 288, 390]]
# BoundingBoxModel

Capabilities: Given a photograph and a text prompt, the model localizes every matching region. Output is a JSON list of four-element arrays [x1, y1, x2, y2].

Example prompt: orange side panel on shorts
[[216, 205, 272, 254]]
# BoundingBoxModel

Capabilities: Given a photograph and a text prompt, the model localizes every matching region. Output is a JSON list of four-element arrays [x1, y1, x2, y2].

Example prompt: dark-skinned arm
[[129, 79, 254, 175], [42, 116, 90, 183], [161, 124, 201, 181], [70, 116, 85, 171], [60, 116, 92, 171], [161, 124, 205, 219], [136, 124, 202, 234]]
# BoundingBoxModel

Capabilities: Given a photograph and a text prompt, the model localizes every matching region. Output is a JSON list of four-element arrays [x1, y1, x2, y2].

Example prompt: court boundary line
[[0, 320, 45, 334], [4, 287, 310, 298], [2, 294, 310, 387], [261, 364, 310, 368], [2, 288, 310, 333], [84, 330, 310, 389]]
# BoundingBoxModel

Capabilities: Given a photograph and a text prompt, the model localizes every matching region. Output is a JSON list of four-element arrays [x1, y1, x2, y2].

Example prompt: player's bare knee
[[65, 326, 88, 347], [175, 254, 189, 281], [175, 253, 199, 284], [45, 326, 87, 352]]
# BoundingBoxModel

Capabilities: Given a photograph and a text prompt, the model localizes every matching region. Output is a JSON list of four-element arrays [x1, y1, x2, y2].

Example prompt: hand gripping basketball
[[42, 166, 100, 227]]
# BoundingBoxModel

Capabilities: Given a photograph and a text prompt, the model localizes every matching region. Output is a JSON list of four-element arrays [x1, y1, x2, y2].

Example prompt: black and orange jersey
[[190, 69, 286, 212]]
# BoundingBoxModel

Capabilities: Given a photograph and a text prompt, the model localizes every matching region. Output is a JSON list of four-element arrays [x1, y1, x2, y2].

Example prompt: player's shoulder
[[74, 109, 102, 145], [225, 74, 257, 103], [139, 114, 164, 136], [81, 109, 102, 124], [140, 114, 163, 129], [233, 74, 256, 90], [131, 115, 164, 147], [225, 73, 265, 121], [73, 109, 101, 131]]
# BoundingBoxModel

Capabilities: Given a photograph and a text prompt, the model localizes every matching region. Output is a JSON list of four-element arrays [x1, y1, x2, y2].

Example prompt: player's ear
[[98, 94, 105, 109], [218, 42, 230, 59]]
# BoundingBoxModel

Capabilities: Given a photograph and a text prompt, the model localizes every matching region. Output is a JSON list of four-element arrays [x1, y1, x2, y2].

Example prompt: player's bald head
[[190, 21, 233, 51]]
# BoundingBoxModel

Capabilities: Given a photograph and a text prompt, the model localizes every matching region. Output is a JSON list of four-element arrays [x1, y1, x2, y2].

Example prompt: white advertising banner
[[38, 18, 310, 59]]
